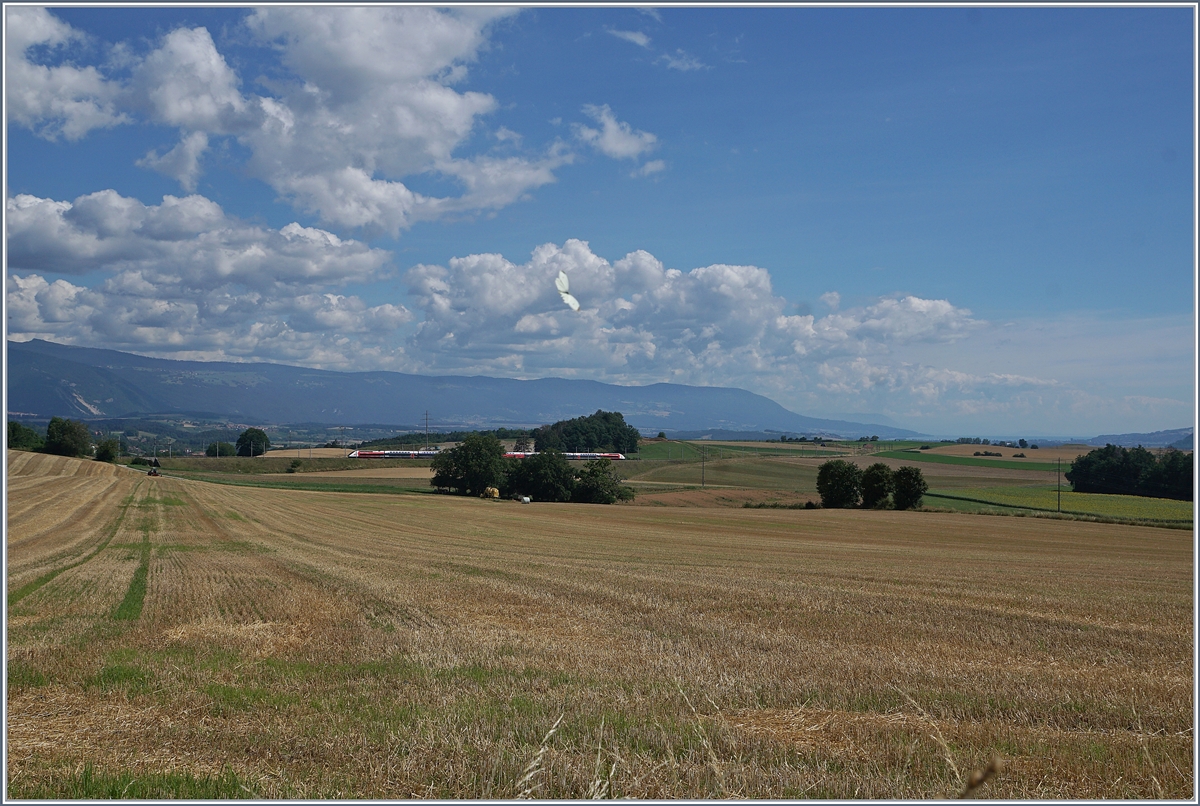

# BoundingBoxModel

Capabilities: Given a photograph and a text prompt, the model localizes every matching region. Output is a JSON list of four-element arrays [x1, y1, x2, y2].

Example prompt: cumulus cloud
[[607, 29, 651, 48], [7, 8, 570, 234], [6, 191, 391, 289], [137, 131, 210, 191], [403, 240, 978, 389], [131, 26, 252, 132], [5, 7, 128, 139], [235, 6, 563, 235], [573, 104, 658, 161], [5, 188, 419, 367]]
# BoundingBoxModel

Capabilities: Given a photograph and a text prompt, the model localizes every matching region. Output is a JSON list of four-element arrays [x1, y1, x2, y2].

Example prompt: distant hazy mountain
[[7, 339, 923, 438], [1086, 427, 1193, 449]]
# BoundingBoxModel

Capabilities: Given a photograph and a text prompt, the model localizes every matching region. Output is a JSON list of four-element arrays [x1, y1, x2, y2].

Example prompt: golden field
[[6, 450, 1194, 798]]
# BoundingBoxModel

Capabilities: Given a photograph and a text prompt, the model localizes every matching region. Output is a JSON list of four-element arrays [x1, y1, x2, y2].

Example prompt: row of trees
[[1066, 444, 1192, 501], [9, 418, 121, 461], [815, 460, 928, 510], [431, 434, 634, 503], [532, 410, 640, 454]]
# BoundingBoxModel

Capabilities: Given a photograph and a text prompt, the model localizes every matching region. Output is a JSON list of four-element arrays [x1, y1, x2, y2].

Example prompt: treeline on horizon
[[1067, 444, 1192, 501]]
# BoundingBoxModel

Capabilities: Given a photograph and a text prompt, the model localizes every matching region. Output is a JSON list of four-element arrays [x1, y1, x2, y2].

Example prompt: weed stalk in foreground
[[514, 713, 564, 799]]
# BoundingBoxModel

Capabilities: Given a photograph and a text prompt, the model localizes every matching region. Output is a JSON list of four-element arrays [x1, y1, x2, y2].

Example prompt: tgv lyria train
[[348, 449, 625, 460], [502, 451, 626, 460]]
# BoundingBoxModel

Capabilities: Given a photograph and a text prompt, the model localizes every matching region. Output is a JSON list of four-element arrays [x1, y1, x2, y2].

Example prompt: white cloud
[[7, 8, 570, 233], [131, 26, 252, 132], [137, 131, 210, 191], [235, 6, 561, 235], [633, 159, 666, 178], [5, 7, 128, 139], [6, 191, 392, 290], [820, 291, 840, 310], [403, 240, 978, 389], [659, 49, 706, 71], [573, 104, 658, 161], [607, 29, 651, 48]]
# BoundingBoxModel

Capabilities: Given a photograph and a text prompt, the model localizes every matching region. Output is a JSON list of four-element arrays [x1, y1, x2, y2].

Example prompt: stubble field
[[6, 450, 1194, 798]]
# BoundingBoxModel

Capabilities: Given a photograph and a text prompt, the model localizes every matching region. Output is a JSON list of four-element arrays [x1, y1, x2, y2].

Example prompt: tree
[[816, 460, 862, 508], [44, 417, 92, 457], [1141, 449, 1193, 501], [1018, 439, 1028, 449], [206, 441, 236, 457], [513, 435, 533, 452], [431, 433, 505, 496], [892, 466, 928, 510], [8, 421, 44, 452], [860, 463, 894, 508], [505, 449, 576, 502], [236, 428, 270, 457], [533, 410, 640, 454], [94, 438, 120, 463], [1066, 444, 1156, 496], [573, 457, 635, 504]]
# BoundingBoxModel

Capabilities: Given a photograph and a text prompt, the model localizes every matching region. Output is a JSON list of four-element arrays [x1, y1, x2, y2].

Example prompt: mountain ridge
[[6, 339, 925, 438]]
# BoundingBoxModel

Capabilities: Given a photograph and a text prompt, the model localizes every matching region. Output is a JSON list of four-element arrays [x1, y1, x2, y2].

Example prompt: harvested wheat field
[[6, 450, 1193, 798]]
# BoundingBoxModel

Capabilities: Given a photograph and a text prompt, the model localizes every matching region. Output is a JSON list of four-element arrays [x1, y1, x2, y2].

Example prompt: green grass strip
[[924, 492, 1193, 526], [11, 763, 258, 799], [876, 450, 1059, 472], [8, 485, 140, 606], [112, 541, 150, 621]]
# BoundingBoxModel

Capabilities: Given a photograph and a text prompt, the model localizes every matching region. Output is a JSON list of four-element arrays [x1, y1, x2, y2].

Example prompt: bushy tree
[[533, 410, 640, 454], [8, 421, 44, 452], [94, 438, 120, 462], [44, 417, 92, 457], [816, 460, 862, 508], [431, 433, 505, 496], [504, 449, 576, 502], [1066, 444, 1156, 496], [236, 428, 270, 457], [892, 466, 928, 510], [573, 457, 635, 504], [860, 463, 894, 508], [206, 441, 236, 457], [1141, 449, 1193, 501]]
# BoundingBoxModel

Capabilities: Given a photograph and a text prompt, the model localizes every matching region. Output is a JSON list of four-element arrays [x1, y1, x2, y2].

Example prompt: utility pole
[[1057, 458, 1061, 512], [425, 410, 430, 451], [701, 444, 705, 488]]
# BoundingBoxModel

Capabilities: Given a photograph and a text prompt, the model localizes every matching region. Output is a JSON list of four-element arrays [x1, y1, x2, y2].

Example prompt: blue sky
[[5, 5, 1195, 436]]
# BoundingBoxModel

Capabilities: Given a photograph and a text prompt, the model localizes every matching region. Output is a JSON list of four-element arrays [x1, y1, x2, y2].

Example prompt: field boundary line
[[8, 481, 143, 606]]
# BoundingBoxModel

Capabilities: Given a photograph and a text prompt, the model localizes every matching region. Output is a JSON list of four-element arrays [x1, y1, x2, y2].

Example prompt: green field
[[876, 450, 1060, 472], [926, 485, 1193, 524]]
